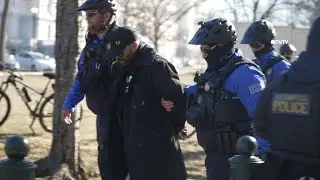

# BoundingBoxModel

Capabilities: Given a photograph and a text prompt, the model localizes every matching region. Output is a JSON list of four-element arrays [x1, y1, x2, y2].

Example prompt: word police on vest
[[272, 93, 310, 115], [270, 39, 289, 45]]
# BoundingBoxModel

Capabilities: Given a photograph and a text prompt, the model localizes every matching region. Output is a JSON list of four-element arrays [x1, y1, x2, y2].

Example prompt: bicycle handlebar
[[4, 68, 23, 80]]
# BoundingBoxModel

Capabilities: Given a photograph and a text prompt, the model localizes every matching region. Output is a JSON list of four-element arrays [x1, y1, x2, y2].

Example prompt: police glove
[[256, 136, 271, 156]]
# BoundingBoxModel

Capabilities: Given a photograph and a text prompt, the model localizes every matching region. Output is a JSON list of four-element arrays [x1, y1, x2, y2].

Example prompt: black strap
[[219, 56, 261, 85], [213, 56, 261, 101], [261, 55, 286, 74], [80, 38, 94, 76]]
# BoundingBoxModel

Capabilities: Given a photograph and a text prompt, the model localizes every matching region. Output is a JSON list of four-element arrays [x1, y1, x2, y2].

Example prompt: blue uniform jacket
[[185, 52, 267, 154], [185, 53, 266, 119], [63, 38, 105, 111], [255, 50, 291, 154], [257, 50, 291, 83]]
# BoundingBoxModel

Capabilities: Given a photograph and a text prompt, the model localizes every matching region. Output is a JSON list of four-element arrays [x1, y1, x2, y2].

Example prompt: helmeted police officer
[[280, 43, 297, 62], [241, 19, 291, 83], [241, 19, 292, 156], [253, 16, 320, 180], [61, 0, 127, 179], [184, 18, 266, 180]]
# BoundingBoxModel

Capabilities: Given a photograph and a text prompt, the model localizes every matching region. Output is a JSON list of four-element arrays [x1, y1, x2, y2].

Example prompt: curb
[[0, 70, 196, 77], [0, 72, 48, 77]]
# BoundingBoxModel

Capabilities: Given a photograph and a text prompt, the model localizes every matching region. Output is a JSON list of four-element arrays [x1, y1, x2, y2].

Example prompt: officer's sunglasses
[[86, 11, 99, 18], [249, 43, 262, 49], [200, 45, 216, 54]]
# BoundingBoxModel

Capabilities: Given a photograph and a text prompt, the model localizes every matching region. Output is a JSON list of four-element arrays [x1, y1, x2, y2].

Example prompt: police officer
[[241, 20, 292, 156], [61, 0, 127, 179], [241, 19, 291, 83], [279, 43, 297, 62], [106, 26, 187, 180], [182, 18, 266, 180], [253, 16, 320, 180]]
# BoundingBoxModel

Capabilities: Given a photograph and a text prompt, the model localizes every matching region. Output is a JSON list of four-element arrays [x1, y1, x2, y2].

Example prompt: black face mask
[[252, 44, 273, 59], [204, 42, 235, 71]]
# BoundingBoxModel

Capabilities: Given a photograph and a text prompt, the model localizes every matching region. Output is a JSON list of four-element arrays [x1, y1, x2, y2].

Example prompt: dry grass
[[0, 74, 205, 179]]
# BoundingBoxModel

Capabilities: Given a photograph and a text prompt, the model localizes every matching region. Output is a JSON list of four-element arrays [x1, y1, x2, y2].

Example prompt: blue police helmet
[[241, 19, 276, 44], [188, 18, 237, 46], [77, 0, 117, 14]]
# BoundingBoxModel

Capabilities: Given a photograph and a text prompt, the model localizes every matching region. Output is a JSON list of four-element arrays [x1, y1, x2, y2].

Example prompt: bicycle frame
[[0, 74, 52, 117]]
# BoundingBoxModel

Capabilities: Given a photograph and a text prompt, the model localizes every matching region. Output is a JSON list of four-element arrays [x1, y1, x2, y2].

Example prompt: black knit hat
[[106, 26, 139, 58]]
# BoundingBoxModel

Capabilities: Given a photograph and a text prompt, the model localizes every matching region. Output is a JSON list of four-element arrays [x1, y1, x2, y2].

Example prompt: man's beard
[[118, 52, 134, 66], [88, 24, 106, 34]]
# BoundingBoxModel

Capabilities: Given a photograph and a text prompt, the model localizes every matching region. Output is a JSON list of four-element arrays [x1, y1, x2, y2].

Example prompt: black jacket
[[112, 42, 187, 180]]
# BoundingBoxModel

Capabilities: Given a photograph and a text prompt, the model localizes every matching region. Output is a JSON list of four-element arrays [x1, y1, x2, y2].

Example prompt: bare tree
[[289, 0, 320, 25], [223, 0, 240, 22], [34, 0, 87, 179], [223, 0, 290, 22], [0, 0, 10, 63], [118, 0, 207, 51]]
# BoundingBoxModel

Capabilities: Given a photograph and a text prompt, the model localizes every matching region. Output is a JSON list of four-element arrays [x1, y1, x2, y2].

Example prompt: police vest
[[256, 55, 287, 77], [197, 57, 260, 154], [77, 37, 113, 115], [268, 74, 320, 164]]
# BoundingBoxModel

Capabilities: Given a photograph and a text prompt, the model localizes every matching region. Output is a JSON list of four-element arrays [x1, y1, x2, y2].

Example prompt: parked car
[[4, 52, 20, 70], [15, 51, 55, 72]]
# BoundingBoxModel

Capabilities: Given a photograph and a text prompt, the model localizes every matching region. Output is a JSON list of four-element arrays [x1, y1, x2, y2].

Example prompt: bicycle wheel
[[39, 93, 84, 133], [39, 94, 54, 132], [0, 89, 11, 127]]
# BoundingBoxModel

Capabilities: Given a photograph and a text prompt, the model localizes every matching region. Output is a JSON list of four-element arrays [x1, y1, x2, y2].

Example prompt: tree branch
[[157, 2, 200, 39], [260, 0, 280, 19], [224, 0, 238, 22], [157, 1, 192, 27], [252, 0, 259, 21], [239, 0, 250, 22]]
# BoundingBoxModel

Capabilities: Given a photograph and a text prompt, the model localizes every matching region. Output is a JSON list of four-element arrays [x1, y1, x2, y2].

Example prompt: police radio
[[194, 71, 220, 94]]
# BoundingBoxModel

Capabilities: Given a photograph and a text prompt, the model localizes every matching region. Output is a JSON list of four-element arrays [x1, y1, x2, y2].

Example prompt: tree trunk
[[34, 0, 87, 179], [0, 0, 10, 63], [153, 22, 159, 52]]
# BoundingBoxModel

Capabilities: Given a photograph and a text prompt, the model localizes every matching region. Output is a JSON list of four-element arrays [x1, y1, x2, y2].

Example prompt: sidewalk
[[0, 71, 44, 76], [0, 67, 201, 77]]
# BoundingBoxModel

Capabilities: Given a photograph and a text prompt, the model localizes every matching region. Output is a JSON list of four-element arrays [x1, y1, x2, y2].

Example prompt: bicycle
[[0, 68, 83, 134]]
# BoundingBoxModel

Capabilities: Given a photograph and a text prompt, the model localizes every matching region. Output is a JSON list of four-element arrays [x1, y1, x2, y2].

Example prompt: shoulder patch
[[272, 93, 310, 116]]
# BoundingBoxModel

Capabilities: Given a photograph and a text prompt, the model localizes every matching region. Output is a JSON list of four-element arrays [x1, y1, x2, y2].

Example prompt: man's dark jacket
[[108, 42, 187, 180]]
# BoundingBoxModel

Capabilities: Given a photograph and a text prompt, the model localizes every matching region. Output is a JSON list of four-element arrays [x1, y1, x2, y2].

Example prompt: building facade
[[0, 0, 56, 55]]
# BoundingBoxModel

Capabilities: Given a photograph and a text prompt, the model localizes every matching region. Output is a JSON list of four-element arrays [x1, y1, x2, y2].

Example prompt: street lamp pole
[[30, 7, 39, 51]]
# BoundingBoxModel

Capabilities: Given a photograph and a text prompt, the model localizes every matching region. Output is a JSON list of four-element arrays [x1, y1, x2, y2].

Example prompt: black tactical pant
[[197, 130, 236, 180], [98, 113, 128, 180], [96, 114, 112, 180]]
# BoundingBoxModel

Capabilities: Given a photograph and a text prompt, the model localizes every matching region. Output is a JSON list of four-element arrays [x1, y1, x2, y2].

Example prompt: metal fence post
[[0, 135, 37, 180], [229, 135, 264, 180]]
